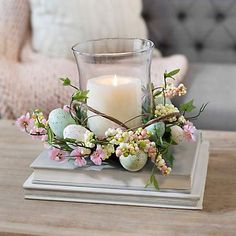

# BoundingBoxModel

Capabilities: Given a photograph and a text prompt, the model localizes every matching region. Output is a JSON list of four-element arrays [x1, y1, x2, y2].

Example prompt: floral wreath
[[16, 69, 207, 189]]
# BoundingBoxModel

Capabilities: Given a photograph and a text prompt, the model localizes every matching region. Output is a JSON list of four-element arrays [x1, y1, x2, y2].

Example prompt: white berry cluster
[[105, 127, 158, 160], [155, 104, 179, 122], [164, 82, 187, 98]]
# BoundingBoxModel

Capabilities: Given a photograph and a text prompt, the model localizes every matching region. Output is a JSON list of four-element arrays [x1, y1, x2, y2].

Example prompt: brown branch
[[129, 112, 180, 131], [69, 101, 80, 122], [123, 113, 153, 125], [78, 102, 129, 129], [81, 114, 102, 126]]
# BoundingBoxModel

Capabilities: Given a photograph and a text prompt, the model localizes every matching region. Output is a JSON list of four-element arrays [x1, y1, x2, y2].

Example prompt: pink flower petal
[[16, 113, 34, 132], [90, 146, 105, 165], [183, 121, 196, 142], [49, 148, 67, 162], [70, 148, 87, 167], [74, 157, 87, 167]]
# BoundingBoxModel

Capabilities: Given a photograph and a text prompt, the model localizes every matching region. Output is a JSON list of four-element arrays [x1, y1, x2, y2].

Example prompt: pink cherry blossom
[[70, 148, 87, 167], [183, 121, 196, 141], [49, 148, 68, 162], [30, 126, 47, 140], [90, 145, 105, 165], [16, 113, 34, 132], [63, 105, 70, 113]]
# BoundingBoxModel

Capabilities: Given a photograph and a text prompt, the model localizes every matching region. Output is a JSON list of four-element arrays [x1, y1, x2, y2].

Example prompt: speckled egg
[[146, 123, 156, 134], [48, 108, 76, 138], [170, 125, 184, 144], [119, 151, 148, 172], [63, 124, 88, 142], [146, 121, 165, 138], [63, 124, 90, 152]]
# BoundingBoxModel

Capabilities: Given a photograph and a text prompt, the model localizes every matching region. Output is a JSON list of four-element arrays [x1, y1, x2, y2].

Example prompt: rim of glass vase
[[71, 38, 155, 57]]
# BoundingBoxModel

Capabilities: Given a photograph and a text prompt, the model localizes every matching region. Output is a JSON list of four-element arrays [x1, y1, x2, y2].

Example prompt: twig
[[69, 84, 80, 90], [81, 114, 103, 126], [129, 112, 180, 131], [69, 100, 80, 123], [186, 103, 208, 120], [79, 102, 129, 129], [152, 86, 163, 91], [123, 113, 153, 125]]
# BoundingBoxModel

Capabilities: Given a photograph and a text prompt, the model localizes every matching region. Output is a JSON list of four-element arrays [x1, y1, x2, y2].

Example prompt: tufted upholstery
[[142, 0, 236, 63], [174, 63, 236, 131]]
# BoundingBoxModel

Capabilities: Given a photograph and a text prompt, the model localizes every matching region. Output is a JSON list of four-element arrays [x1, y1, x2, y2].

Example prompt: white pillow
[[30, 0, 149, 59]]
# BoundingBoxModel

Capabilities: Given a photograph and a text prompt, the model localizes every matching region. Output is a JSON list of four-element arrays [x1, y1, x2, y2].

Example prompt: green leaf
[[164, 69, 180, 78], [75, 106, 84, 124], [154, 121, 165, 138], [59, 77, 71, 86], [46, 126, 54, 143], [145, 178, 151, 188], [164, 148, 174, 168], [180, 99, 196, 113], [159, 136, 163, 146], [72, 90, 89, 102], [145, 166, 160, 190], [35, 122, 45, 128], [152, 175, 159, 190]]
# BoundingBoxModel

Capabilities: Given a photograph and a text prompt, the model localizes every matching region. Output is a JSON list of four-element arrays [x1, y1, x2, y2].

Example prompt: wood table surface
[[0, 120, 235, 236]]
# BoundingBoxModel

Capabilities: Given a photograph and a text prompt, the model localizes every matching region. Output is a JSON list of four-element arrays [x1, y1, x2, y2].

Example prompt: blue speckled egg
[[48, 108, 76, 138]]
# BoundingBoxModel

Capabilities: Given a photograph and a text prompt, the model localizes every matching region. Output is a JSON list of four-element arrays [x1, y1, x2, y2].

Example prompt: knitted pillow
[[29, 0, 151, 59], [0, 0, 29, 61]]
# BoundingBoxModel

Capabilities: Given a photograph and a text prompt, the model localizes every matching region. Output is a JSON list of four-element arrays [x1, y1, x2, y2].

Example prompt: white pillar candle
[[87, 75, 142, 137]]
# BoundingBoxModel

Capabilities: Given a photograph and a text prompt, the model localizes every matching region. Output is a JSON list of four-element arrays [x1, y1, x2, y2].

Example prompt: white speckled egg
[[48, 108, 76, 138], [170, 125, 184, 144], [119, 151, 148, 172], [63, 124, 90, 152], [63, 124, 88, 142]]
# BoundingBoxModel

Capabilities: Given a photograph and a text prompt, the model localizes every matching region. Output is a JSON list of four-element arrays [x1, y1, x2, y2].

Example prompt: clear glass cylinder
[[72, 38, 154, 137]]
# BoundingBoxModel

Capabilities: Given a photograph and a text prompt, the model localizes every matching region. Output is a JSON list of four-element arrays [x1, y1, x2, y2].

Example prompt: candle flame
[[112, 74, 118, 86]]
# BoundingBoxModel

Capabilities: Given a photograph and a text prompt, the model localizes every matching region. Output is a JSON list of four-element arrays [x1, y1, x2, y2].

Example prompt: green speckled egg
[[119, 151, 148, 172], [48, 108, 76, 138], [146, 123, 156, 134], [146, 121, 165, 138]]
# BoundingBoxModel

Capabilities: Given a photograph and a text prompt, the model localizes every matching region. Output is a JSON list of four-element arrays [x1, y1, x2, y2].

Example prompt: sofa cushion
[[29, 0, 149, 59], [173, 63, 236, 131]]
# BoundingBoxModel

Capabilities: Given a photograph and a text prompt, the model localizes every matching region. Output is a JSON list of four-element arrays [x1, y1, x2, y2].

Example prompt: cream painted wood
[[0, 120, 235, 236]]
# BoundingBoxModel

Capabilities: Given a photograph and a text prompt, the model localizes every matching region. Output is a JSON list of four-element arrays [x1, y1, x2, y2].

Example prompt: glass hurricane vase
[[72, 38, 154, 137]]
